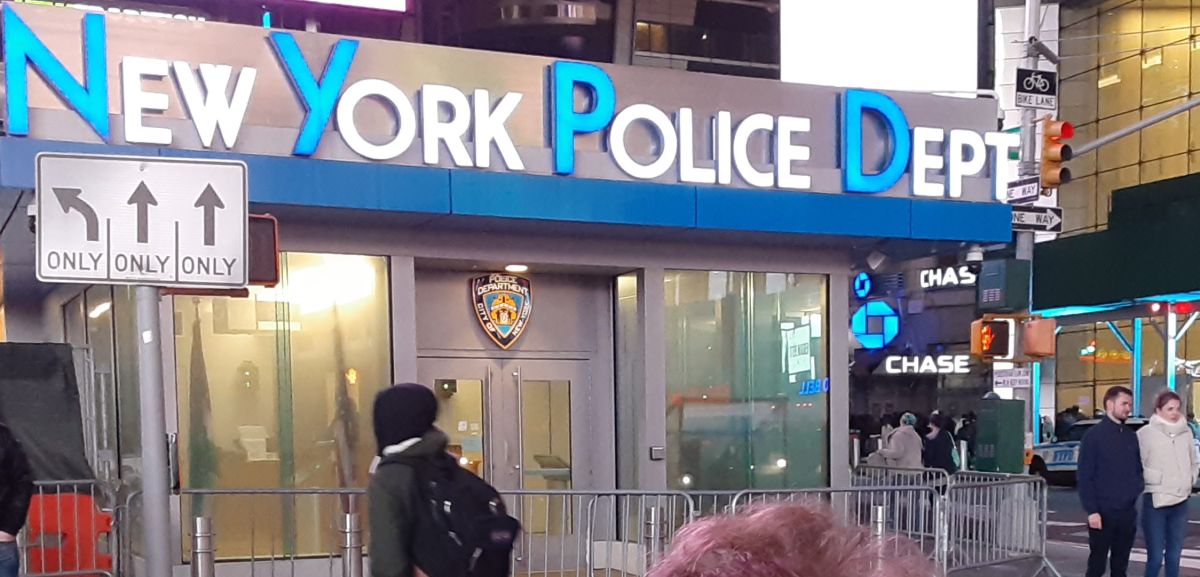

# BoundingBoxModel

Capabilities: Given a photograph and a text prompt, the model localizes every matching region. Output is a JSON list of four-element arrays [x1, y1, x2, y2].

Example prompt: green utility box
[[978, 259, 1031, 313], [975, 398, 1026, 474]]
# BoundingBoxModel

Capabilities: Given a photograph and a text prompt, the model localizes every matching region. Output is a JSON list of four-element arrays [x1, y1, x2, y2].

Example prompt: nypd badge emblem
[[470, 274, 533, 350]]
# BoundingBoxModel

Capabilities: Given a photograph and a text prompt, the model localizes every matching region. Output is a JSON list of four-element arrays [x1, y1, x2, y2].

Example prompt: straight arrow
[[127, 181, 158, 244], [194, 184, 225, 246], [52, 187, 99, 242]]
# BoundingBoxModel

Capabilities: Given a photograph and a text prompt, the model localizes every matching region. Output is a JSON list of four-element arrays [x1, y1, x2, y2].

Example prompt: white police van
[[1028, 418, 1147, 486]]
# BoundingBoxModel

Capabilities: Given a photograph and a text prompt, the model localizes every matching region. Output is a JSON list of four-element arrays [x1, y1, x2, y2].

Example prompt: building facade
[[0, 0, 1012, 568]]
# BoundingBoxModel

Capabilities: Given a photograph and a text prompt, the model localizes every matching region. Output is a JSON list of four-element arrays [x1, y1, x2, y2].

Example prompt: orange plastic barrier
[[25, 493, 113, 577]]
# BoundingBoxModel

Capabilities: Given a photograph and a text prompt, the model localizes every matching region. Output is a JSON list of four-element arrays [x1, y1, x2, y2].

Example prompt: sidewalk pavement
[[949, 541, 1200, 577]]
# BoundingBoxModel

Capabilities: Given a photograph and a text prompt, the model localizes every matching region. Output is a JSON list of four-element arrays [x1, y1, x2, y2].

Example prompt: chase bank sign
[[2, 3, 1017, 202]]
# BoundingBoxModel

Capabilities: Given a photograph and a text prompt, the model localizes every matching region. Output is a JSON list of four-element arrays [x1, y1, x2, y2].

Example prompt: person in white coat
[[869, 413, 924, 470], [1138, 390, 1199, 577]]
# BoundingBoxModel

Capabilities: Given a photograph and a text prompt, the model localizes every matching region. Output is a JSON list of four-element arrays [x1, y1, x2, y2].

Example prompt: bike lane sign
[[1016, 68, 1057, 111]]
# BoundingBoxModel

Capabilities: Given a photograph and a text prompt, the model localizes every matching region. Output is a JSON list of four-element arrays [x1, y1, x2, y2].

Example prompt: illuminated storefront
[[0, 2, 1011, 566]]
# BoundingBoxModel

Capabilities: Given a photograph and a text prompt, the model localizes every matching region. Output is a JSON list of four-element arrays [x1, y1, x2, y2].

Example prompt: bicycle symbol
[[1023, 72, 1051, 92]]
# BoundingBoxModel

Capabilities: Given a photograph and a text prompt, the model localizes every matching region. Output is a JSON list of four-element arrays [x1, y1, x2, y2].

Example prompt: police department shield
[[470, 274, 533, 350]]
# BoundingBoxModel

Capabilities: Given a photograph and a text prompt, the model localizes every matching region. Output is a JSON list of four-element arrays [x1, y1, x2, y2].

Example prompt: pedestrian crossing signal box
[[971, 318, 1015, 361], [163, 214, 278, 296]]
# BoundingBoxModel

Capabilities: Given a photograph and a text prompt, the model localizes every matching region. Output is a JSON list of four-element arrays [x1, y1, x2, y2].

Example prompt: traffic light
[[248, 214, 280, 287], [1040, 118, 1074, 189], [971, 318, 1015, 360]]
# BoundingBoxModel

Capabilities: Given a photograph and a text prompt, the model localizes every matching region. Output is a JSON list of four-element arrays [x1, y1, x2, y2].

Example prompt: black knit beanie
[[373, 383, 439, 454]]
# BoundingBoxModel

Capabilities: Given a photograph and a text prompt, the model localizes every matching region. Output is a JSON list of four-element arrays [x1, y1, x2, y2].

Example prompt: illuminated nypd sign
[[2, 3, 1016, 202], [885, 355, 971, 375]]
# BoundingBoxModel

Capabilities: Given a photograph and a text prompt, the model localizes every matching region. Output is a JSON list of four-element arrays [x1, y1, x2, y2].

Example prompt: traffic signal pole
[[1071, 95, 1200, 156], [1016, 0, 1043, 441]]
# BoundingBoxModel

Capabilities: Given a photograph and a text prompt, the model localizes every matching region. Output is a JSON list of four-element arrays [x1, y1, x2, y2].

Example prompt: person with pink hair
[[648, 502, 939, 577]]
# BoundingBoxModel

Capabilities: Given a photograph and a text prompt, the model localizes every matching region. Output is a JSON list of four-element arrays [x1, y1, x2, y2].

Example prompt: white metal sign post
[[35, 153, 247, 577]]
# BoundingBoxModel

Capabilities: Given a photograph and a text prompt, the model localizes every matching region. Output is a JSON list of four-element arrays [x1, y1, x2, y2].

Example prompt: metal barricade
[[729, 485, 946, 573], [684, 492, 739, 519], [21, 480, 118, 577], [851, 465, 952, 489], [501, 491, 693, 577], [103, 477, 1057, 577], [179, 488, 366, 577], [942, 476, 1053, 575], [949, 470, 1018, 485]]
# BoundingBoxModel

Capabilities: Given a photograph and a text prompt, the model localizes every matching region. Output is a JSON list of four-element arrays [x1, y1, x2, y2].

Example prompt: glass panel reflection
[[664, 271, 829, 491], [434, 378, 486, 478], [521, 379, 572, 536], [175, 253, 391, 560]]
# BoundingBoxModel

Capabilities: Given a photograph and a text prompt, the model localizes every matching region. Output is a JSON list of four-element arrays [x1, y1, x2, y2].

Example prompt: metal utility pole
[[135, 285, 171, 577], [1016, 0, 1042, 263], [1011, 0, 1044, 443]]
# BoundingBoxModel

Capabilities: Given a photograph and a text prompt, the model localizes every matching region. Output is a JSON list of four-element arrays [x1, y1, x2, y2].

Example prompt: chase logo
[[851, 301, 900, 350], [853, 272, 872, 299]]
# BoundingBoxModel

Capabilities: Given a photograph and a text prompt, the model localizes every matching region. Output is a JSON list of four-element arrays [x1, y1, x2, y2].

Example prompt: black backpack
[[384, 454, 521, 577]]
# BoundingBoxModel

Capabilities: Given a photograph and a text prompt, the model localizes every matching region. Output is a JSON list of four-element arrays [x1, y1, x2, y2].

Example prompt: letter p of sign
[[550, 61, 616, 176]]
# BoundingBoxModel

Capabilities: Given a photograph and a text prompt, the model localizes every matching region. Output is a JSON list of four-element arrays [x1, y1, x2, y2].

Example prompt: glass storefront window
[[664, 271, 828, 490], [175, 252, 391, 559]]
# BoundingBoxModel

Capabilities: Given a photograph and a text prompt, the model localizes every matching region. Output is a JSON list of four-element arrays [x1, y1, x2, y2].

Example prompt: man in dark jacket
[[1078, 386, 1142, 577], [368, 384, 447, 577], [0, 423, 33, 577], [922, 413, 959, 474]]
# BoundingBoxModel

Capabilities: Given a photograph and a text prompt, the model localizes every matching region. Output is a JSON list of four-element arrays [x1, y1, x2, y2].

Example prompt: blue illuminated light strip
[[1132, 318, 1143, 415], [3, 4, 109, 139], [1104, 322, 1133, 353], [1032, 362, 1042, 443]]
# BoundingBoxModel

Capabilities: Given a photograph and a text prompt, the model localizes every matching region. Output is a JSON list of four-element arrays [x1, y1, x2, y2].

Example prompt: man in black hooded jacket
[[368, 383, 447, 577]]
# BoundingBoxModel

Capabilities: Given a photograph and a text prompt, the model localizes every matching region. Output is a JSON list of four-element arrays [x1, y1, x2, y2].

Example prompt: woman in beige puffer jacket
[[1137, 390, 1199, 577]]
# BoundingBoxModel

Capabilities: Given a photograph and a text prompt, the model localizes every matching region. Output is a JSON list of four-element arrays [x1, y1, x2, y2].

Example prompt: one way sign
[[36, 153, 248, 288], [1012, 205, 1064, 233]]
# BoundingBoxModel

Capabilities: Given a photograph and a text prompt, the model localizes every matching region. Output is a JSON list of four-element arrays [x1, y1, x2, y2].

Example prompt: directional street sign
[[1005, 176, 1041, 205], [993, 367, 1032, 389], [1015, 68, 1058, 111], [1011, 205, 1064, 233], [36, 153, 248, 288]]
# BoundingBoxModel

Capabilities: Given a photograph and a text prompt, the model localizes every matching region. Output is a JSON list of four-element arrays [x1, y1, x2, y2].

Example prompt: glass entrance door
[[415, 358, 589, 488], [417, 358, 591, 577]]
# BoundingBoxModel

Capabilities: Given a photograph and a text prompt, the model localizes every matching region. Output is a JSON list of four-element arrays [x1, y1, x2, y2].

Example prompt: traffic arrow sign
[[194, 184, 226, 247], [1006, 176, 1041, 205], [35, 153, 248, 288], [52, 187, 99, 242], [127, 181, 158, 244], [1012, 205, 1063, 233]]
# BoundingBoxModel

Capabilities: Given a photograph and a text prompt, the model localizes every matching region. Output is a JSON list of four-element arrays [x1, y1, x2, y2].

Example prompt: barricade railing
[[176, 488, 694, 577], [113, 473, 1056, 577], [503, 491, 693, 577], [178, 487, 367, 577], [20, 480, 117, 577], [851, 465, 952, 489], [684, 492, 739, 519], [942, 477, 1052, 575], [729, 486, 947, 573]]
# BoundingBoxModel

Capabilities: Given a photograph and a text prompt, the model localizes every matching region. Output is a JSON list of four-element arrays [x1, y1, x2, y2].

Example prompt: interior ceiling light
[[505, 264, 529, 273]]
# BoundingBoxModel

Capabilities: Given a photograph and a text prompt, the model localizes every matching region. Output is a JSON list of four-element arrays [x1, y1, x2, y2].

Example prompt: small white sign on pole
[[994, 367, 1033, 389]]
